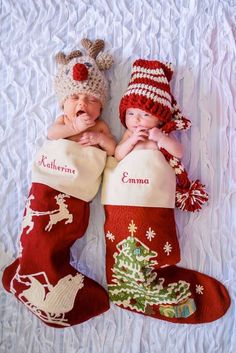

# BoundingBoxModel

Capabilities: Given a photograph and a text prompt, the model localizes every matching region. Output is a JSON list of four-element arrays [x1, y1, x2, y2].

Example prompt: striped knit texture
[[119, 59, 174, 126]]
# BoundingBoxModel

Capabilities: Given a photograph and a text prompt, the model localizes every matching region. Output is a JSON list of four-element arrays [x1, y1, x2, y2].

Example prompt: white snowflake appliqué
[[163, 242, 172, 256], [196, 284, 204, 295], [146, 227, 156, 241], [106, 231, 115, 242]]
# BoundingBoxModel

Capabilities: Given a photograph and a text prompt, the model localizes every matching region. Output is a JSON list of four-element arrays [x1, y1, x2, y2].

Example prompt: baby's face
[[125, 108, 161, 132], [63, 93, 102, 121]]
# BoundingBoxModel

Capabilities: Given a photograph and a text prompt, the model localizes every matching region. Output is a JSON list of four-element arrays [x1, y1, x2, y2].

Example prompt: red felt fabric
[[2, 183, 109, 328], [104, 205, 230, 324]]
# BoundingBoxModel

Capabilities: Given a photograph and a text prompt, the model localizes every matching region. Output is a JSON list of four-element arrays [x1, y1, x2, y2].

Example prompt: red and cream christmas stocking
[[104, 207, 230, 324], [2, 183, 109, 328], [3, 183, 109, 328], [101, 147, 230, 324], [2, 139, 109, 328]]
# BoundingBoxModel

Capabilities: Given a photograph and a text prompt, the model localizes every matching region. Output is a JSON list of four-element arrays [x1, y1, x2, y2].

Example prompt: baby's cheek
[[145, 123, 154, 130], [67, 114, 75, 122], [140, 120, 149, 127], [63, 107, 74, 119], [86, 109, 95, 118]]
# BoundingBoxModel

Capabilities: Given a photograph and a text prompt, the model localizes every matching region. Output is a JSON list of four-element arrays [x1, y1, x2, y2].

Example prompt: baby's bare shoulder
[[94, 120, 111, 133], [116, 129, 131, 145], [97, 119, 108, 128], [54, 114, 65, 125], [120, 129, 131, 141]]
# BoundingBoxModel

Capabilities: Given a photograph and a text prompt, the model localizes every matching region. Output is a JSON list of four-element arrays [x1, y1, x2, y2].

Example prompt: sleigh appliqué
[[10, 266, 84, 327]]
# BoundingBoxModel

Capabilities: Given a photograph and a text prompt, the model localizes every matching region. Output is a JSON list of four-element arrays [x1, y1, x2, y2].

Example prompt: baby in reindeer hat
[[48, 38, 116, 155], [2, 39, 115, 329]]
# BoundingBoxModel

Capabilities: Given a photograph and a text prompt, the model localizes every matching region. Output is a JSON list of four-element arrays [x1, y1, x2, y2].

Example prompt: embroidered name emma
[[37, 155, 76, 174], [121, 171, 149, 184]]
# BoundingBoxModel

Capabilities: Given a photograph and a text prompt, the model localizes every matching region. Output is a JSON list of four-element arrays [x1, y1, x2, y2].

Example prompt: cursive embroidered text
[[121, 171, 149, 184], [37, 155, 76, 175]]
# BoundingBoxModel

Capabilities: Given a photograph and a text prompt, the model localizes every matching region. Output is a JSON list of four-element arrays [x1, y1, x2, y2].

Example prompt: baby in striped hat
[[116, 60, 183, 163], [116, 59, 207, 211]]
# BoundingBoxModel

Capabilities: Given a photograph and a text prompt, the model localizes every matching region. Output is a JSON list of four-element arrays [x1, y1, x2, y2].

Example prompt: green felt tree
[[108, 220, 192, 314]]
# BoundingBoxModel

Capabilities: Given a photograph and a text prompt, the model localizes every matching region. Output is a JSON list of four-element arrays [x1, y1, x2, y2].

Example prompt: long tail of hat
[[160, 95, 208, 212]]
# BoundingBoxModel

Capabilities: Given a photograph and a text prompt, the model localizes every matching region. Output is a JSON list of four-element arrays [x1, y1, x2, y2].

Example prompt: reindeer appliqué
[[45, 193, 73, 231], [22, 193, 73, 234], [10, 266, 84, 327]]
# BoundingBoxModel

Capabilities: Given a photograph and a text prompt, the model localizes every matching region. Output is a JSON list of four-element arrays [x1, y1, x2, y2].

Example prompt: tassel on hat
[[119, 59, 208, 212], [160, 149, 209, 212]]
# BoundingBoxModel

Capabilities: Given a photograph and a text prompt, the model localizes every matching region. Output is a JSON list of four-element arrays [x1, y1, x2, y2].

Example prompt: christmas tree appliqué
[[108, 221, 196, 317]]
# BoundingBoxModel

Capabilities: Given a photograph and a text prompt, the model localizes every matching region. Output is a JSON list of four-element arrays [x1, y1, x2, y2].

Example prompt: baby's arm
[[47, 114, 95, 140], [47, 115, 75, 140], [115, 127, 148, 161], [149, 127, 183, 158], [98, 122, 116, 156], [78, 121, 116, 156]]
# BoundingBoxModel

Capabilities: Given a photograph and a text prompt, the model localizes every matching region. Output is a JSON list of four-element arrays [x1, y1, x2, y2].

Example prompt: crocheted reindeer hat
[[119, 59, 208, 212], [54, 38, 113, 108]]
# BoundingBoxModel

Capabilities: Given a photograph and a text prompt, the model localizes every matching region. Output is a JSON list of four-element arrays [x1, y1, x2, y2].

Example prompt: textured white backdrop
[[0, 0, 235, 352]]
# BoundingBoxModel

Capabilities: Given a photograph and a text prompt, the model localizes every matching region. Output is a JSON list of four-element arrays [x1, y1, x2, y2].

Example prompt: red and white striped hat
[[119, 59, 175, 126]]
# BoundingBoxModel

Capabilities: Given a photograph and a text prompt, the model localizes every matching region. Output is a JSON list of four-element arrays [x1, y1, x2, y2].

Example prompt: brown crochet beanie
[[54, 39, 113, 108]]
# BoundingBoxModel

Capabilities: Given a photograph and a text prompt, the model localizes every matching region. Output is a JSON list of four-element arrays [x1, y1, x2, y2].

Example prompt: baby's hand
[[73, 113, 96, 132], [130, 126, 148, 145], [77, 131, 101, 146], [64, 114, 95, 133], [148, 127, 164, 142]]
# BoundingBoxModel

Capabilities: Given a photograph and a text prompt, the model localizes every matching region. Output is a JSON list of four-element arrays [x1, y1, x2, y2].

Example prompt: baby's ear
[[96, 52, 114, 71]]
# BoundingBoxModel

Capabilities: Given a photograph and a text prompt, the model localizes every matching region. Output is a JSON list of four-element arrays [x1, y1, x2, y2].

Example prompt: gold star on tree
[[128, 220, 137, 237]]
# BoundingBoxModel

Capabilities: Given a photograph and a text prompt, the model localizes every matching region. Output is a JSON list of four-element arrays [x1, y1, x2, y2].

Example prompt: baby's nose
[[77, 99, 86, 108], [134, 114, 141, 121]]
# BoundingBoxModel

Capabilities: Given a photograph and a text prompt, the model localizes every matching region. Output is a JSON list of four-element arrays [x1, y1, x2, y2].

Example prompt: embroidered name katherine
[[37, 154, 76, 174], [121, 171, 150, 184]]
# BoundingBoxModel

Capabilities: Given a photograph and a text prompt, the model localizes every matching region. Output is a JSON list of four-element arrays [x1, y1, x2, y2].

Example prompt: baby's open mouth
[[76, 110, 85, 117]]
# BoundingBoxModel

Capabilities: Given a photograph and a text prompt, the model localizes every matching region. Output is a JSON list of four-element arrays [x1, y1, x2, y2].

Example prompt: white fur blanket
[[0, 0, 235, 352]]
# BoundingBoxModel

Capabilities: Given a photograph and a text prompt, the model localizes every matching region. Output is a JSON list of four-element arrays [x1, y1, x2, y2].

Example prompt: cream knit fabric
[[54, 55, 109, 108]]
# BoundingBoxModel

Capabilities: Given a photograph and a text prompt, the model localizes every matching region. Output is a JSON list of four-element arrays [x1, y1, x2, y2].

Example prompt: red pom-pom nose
[[73, 63, 88, 81]]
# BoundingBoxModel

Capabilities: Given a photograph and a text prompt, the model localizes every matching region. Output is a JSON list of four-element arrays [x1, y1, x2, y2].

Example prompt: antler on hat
[[81, 38, 105, 59]]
